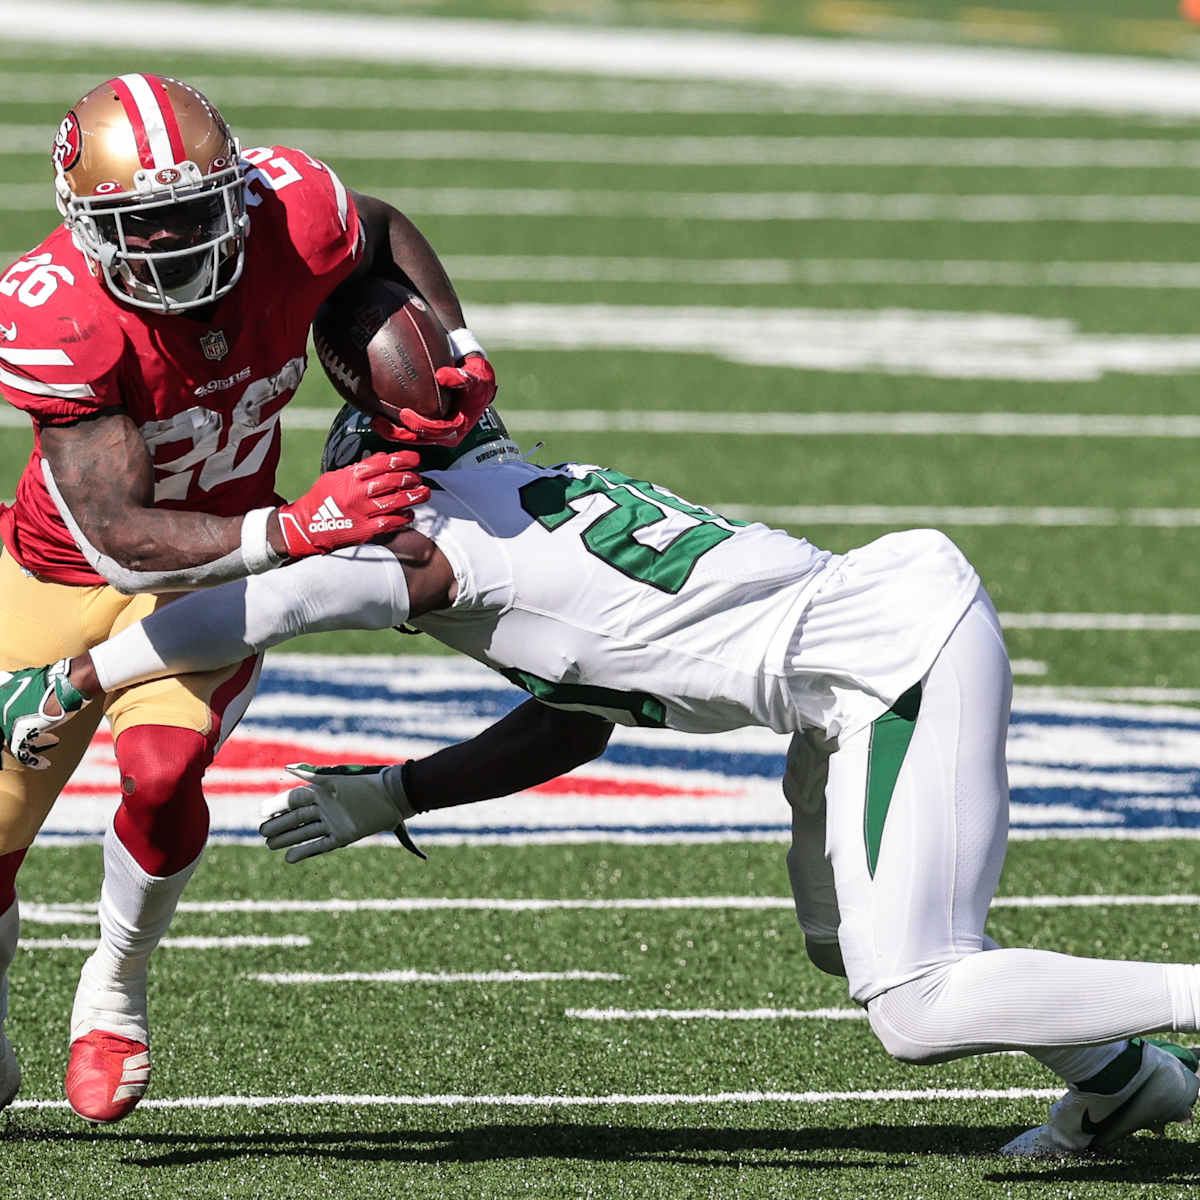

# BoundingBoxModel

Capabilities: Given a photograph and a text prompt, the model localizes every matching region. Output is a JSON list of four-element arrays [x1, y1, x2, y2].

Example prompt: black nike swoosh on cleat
[[1079, 1075, 1172, 1141]]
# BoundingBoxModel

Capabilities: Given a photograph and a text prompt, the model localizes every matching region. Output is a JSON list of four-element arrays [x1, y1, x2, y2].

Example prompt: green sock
[[1073, 1039, 1144, 1095]]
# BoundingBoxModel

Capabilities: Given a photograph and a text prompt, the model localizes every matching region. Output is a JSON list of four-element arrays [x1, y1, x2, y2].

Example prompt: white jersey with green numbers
[[408, 460, 833, 734]]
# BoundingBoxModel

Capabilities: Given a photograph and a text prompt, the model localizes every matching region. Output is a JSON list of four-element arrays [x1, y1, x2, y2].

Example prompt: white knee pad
[[864, 946, 1179, 1065]]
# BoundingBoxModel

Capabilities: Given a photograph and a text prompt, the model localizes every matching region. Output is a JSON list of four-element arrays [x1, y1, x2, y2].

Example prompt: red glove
[[276, 451, 430, 558], [433, 354, 497, 446], [368, 409, 469, 448], [368, 355, 497, 448]]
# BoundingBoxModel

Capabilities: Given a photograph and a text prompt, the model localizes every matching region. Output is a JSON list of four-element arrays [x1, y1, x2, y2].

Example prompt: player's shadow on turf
[[20, 1120, 1191, 1176], [985, 1155, 1200, 1186], [9, 1120, 1195, 1178]]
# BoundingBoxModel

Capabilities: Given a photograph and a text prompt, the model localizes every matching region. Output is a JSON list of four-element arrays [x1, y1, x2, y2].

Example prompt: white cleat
[[0, 1032, 20, 1111], [1001, 1039, 1200, 1158]]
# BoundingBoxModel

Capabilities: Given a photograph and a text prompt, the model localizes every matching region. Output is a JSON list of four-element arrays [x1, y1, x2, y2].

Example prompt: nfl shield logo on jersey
[[200, 330, 229, 361]]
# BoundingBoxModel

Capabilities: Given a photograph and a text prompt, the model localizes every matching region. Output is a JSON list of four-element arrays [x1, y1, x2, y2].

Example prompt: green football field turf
[[3, 5, 1200, 1194], [7, 840, 1200, 1200]]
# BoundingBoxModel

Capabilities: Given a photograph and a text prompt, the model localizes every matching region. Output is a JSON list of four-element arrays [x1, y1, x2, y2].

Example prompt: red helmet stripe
[[108, 75, 155, 170], [143, 74, 187, 164]]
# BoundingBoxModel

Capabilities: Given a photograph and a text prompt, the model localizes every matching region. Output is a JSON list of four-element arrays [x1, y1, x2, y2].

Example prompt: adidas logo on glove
[[275, 451, 426, 560], [307, 497, 353, 534]]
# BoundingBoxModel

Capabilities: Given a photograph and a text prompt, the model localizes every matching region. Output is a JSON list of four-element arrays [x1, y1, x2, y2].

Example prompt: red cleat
[[65, 1031, 150, 1123]]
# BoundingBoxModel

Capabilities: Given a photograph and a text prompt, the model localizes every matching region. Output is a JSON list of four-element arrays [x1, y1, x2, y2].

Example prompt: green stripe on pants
[[863, 683, 922, 878]]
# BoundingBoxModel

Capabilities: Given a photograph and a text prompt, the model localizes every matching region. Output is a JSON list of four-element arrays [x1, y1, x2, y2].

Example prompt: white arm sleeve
[[90, 543, 411, 691]]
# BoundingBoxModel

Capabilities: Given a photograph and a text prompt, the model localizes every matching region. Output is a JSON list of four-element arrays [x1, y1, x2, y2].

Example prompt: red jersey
[[0, 146, 362, 585]]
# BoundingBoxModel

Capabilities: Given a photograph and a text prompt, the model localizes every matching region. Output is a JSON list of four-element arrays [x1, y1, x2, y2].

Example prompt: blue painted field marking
[[36, 656, 1200, 841]]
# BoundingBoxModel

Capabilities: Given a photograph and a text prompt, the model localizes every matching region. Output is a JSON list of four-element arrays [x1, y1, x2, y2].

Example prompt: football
[[312, 274, 454, 424]]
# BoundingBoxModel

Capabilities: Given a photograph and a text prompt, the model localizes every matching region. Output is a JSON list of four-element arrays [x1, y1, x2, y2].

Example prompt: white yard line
[[12, 127, 1200, 168], [250, 969, 624, 984], [12, 2, 1200, 118], [992, 894, 1200, 907], [5, 405, 1200, 438], [20, 935, 311, 950], [13, 255, 1200, 290], [351, 409, 1200, 438], [11, 185, 1200, 223], [206, 898, 796, 914], [723, 505, 1200, 528], [22, 895, 1200, 925], [210, 133, 1200, 170], [356, 190, 1200, 225], [8, 1086, 1062, 1111], [447, 304, 1200, 383], [567, 1007, 867, 1021], [439, 256, 1200, 290], [1004, 614, 1200, 630], [1010, 660, 1048, 676], [181, 408, 1200, 438]]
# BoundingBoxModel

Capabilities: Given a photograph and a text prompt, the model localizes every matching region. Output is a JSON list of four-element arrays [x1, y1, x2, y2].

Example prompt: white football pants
[[788, 588, 1200, 1065]]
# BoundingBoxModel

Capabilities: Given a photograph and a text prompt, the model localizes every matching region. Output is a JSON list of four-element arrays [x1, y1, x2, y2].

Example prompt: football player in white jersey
[[3, 442, 1200, 1158]]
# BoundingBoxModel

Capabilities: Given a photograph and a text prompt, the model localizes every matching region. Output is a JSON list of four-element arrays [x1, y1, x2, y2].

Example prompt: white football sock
[[96, 824, 200, 981], [979, 935, 1128, 1087], [72, 826, 202, 1043], [0, 897, 17, 1027], [91, 543, 411, 691], [868, 949, 1200, 1065]]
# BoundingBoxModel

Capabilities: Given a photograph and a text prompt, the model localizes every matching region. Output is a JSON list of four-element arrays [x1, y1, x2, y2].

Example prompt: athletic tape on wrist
[[383, 761, 416, 818], [447, 327, 485, 361], [240, 507, 284, 574]]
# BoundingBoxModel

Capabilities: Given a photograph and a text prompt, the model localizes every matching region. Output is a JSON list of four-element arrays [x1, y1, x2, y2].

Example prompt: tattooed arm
[[39, 411, 424, 593], [40, 413, 271, 582]]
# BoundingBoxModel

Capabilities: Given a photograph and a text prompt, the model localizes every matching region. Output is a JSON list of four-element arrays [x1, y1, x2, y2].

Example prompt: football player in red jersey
[[0, 74, 496, 1123]]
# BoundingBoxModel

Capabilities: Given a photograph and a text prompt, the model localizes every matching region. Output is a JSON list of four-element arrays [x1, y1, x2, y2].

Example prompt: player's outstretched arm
[[0, 530, 450, 768], [40, 412, 429, 593], [259, 701, 615, 864], [404, 699, 614, 812]]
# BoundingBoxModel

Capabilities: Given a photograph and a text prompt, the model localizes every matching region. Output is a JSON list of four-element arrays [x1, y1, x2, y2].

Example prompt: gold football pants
[[0, 548, 257, 851]]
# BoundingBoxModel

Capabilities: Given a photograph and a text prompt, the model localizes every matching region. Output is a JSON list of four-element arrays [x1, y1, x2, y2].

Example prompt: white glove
[[258, 762, 426, 864]]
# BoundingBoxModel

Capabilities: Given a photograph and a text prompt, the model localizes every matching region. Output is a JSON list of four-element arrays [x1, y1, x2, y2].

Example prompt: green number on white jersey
[[519, 467, 746, 595]]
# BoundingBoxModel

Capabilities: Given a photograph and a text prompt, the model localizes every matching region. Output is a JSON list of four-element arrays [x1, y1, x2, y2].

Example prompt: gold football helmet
[[52, 74, 248, 313]]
